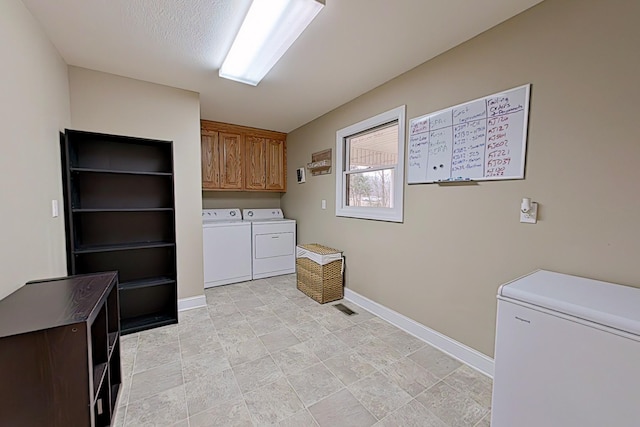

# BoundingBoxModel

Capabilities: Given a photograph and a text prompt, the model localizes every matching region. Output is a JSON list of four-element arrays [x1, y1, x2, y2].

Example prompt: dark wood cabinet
[[61, 129, 178, 334], [0, 272, 121, 427]]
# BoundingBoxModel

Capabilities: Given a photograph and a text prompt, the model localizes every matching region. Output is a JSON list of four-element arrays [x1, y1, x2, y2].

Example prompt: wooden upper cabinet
[[245, 136, 267, 190], [201, 131, 220, 189], [219, 132, 243, 189], [266, 138, 286, 191], [244, 136, 286, 191], [201, 120, 286, 192]]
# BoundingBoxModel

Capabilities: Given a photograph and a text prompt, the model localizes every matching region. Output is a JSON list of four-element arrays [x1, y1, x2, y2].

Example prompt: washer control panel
[[202, 208, 242, 222]]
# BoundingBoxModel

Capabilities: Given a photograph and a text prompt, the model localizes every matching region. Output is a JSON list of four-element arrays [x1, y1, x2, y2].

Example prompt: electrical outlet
[[321, 199, 326, 209], [520, 202, 538, 224]]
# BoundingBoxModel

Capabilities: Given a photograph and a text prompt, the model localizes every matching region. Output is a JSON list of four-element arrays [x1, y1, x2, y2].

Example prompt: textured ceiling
[[22, 0, 543, 133]]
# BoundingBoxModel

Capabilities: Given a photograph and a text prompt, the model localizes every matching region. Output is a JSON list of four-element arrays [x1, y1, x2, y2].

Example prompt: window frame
[[335, 105, 406, 222]]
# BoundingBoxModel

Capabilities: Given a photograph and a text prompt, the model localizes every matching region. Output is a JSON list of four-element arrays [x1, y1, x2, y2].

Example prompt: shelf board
[[111, 383, 121, 412], [93, 362, 108, 399], [108, 332, 118, 358], [74, 241, 175, 254], [118, 277, 176, 291], [70, 167, 172, 176], [72, 208, 174, 213], [121, 314, 177, 335]]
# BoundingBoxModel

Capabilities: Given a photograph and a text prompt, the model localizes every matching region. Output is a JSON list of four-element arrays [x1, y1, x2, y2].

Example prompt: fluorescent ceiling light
[[219, 0, 325, 86]]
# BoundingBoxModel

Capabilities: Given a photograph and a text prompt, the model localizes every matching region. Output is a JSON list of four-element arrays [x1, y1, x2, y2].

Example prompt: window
[[335, 105, 405, 222]]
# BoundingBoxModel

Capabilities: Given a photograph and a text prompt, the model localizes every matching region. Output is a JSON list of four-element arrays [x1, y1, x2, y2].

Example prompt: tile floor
[[114, 274, 492, 426]]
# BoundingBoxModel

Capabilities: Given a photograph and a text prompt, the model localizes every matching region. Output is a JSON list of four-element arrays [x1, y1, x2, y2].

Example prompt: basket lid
[[297, 243, 341, 255]]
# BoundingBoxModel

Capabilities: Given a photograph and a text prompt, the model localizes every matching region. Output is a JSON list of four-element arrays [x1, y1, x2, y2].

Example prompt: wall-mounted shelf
[[307, 149, 332, 176]]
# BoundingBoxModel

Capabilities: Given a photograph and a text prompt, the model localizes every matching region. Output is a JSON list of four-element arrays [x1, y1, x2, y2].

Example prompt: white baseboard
[[178, 295, 207, 312], [344, 288, 494, 378]]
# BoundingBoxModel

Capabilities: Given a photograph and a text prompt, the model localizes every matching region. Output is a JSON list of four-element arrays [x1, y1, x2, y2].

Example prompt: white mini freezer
[[492, 270, 640, 427]]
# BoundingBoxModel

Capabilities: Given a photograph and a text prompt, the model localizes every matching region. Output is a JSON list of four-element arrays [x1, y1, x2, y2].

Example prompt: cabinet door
[[245, 136, 266, 190], [201, 131, 220, 189], [219, 132, 243, 189], [266, 138, 286, 191]]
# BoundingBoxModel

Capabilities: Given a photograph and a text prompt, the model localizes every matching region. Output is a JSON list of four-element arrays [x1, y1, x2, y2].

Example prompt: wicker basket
[[296, 244, 343, 304]]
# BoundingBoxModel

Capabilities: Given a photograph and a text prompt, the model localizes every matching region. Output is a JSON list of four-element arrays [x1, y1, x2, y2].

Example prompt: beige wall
[[202, 192, 282, 210], [282, 0, 640, 356], [0, 0, 70, 300], [68, 67, 204, 300]]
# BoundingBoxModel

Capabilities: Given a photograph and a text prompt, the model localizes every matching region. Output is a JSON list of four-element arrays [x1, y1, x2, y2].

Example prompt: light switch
[[52, 200, 59, 218], [321, 199, 326, 210]]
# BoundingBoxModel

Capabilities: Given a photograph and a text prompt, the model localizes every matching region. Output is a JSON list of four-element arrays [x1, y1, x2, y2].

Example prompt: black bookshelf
[[61, 129, 178, 334]]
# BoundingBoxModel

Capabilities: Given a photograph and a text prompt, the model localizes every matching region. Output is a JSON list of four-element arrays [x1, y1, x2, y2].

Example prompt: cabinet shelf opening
[[74, 247, 176, 284], [67, 131, 173, 174], [74, 241, 175, 254], [121, 314, 177, 335], [92, 363, 108, 399], [71, 173, 173, 210], [72, 210, 175, 249]]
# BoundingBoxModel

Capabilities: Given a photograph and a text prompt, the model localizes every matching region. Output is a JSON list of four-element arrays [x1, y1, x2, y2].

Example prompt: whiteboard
[[407, 84, 530, 183]]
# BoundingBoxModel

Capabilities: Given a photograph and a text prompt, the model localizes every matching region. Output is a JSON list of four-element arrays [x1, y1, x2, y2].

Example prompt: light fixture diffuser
[[219, 0, 325, 86]]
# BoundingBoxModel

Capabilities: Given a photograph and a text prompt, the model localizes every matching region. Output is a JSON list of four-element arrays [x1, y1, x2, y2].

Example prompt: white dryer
[[243, 209, 296, 280], [202, 208, 252, 288]]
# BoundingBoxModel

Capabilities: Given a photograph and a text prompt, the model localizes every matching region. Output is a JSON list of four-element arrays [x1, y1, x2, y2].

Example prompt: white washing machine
[[202, 208, 252, 288], [243, 209, 296, 279]]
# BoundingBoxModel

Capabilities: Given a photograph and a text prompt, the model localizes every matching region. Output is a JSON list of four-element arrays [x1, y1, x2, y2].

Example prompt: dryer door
[[251, 222, 296, 279], [255, 232, 294, 258]]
